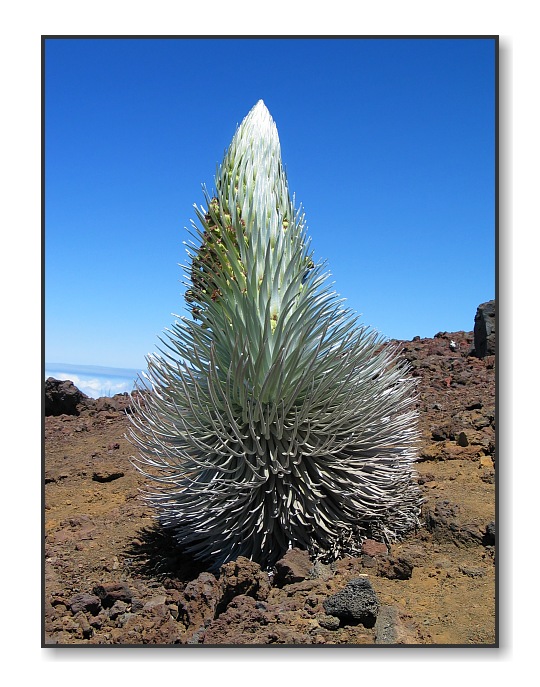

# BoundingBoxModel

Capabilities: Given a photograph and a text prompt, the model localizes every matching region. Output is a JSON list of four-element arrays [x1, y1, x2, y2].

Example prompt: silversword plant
[[129, 101, 421, 569]]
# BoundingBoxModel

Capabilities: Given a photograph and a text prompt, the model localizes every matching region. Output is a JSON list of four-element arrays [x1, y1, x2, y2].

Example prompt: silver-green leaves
[[128, 100, 421, 569]]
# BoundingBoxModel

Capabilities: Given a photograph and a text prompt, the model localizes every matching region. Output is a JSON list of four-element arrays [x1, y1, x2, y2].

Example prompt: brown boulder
[[377, 556, 414, 580], [45, 378, 89, 416], [68, 592, 102, 616], [217, 557, 270, 615], [94, 393, 131, 414], [92, 582, 133, 608], [361, 539, 388, 557], [203, 595, 313, 645], [274, 548, 312, 587], [177, 571, 221, 641]]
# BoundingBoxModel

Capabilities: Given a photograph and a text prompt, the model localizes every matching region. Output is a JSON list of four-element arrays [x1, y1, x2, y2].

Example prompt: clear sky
[[45, 37, 496, 372]]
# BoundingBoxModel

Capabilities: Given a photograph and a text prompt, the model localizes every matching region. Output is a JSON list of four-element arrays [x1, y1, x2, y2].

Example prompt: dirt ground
[[43, 330, 496, 646]]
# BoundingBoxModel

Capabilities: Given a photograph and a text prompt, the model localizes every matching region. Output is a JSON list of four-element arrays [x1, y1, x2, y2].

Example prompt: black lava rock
[[323, 578, 380, 627], [473, 300, 496, 358], [483, 521, 496, 546]]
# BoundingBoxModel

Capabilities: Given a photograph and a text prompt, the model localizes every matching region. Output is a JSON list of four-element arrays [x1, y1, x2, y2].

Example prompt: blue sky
[[45, 37, 496, 372]]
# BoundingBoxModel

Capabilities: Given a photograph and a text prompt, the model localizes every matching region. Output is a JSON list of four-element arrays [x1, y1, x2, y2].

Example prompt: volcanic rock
[[177, 571, 221, 641], [92, 582, 133, 608], [473, 300, 496, 357], [377, 556, 414, 580], [216, 557, 271, 615], [483, 521, 496, 546], [361, 539, 388, 557], [45, 378, 89, 416], [68, 592, 102, 616], [323, 578, 380, 627], [274, 548, 312, 587]]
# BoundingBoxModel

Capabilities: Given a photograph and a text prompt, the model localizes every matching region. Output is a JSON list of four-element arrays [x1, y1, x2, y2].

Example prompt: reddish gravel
[[44, 329, 496, 646]]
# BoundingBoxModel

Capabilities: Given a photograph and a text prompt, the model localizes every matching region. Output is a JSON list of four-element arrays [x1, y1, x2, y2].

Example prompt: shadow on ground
[[124, 525, 210, 584]]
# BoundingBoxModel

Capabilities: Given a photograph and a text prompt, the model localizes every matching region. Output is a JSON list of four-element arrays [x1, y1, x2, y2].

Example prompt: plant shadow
[[124, 524, 210, 585]]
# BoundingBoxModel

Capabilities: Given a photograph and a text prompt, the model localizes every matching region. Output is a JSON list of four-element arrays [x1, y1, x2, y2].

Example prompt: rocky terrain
[[43, 302, 496, 646]]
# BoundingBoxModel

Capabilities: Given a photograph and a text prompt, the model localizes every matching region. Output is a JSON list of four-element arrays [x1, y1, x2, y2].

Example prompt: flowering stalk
[[128, 101, 421, 569]]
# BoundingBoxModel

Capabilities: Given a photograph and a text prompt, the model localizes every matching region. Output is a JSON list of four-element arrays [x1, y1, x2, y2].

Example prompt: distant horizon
[[45, 361, 143, 375], [45, 362, 143, 399]]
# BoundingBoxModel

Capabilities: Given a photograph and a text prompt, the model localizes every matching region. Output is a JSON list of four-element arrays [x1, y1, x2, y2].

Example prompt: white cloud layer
[[45, 369, 137, 399]]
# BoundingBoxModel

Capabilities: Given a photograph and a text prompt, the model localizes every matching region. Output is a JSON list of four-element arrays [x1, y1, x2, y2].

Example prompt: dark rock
[[418, 472, 436, 485], [68, 592, 102, 616], [466, 400, 484, 411], [431, 425, 450, 441], [457, 431, 469, 447], [274, 548, 312, 587], [45, 471, 68, 484], [282, 578, 321, 596], [113, 606, 183, 644], [480, 470, 495, 484], [323, 578, 380, 627], [142, 595, 168, 611], [92, 582, 133, 608], [186, 628, 206, 644], [471, 412, 492, 430], [483, 521, 496, 546], [88, 610, 107, 629], [473, 300, 496, 358], [92, 468, 125, 483], [44, 599, 57, 622], [398, 544, 429, 567], [424, 500, 458, 538], [58, 514, 96, 543], [202, 594, 268, 644], [45, 378, 89, 416], [456, 524, 486, 547]]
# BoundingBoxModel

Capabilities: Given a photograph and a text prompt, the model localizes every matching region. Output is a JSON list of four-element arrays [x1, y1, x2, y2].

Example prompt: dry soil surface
[[44, 330, 496, 646]]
